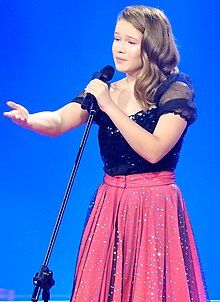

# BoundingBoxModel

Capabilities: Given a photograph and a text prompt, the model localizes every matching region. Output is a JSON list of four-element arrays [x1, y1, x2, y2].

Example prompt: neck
[[124, 73, 137, 88]]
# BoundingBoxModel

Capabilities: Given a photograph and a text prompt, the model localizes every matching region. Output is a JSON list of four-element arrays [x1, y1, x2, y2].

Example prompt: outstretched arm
[[3, 101, 88, 136]]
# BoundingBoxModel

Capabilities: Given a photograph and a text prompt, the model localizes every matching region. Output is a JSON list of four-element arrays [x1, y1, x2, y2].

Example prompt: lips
[[115, 57, 127, 63]]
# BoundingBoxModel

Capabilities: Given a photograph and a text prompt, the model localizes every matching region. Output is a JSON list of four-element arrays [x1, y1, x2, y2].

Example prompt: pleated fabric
[[71, 171, 208, 302]]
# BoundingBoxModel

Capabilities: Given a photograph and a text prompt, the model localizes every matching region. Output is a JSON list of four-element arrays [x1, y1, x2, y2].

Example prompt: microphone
[[91, 65, 115, 82], [81, 65, 115, 111]]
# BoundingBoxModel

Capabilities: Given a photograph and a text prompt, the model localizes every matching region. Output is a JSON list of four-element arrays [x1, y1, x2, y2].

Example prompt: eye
[[114, 37, 120, 42], [128, 41, 136, 45]]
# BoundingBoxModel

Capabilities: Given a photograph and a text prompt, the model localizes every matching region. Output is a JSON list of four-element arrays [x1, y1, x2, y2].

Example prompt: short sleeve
[[71, 91, 102, 125], [71, 91, 86, 105], [157, 81, 197, 125], [71, 91, 97, 112]]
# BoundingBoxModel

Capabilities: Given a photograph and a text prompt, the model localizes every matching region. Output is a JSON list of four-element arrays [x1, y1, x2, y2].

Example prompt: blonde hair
[[118, 5, 180, 109]]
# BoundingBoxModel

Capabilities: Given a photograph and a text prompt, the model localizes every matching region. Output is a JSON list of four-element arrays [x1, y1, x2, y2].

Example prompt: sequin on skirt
[[71, 171, 208, 302]]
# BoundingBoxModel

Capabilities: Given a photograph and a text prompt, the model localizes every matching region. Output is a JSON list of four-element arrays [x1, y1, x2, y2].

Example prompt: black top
[[72, 73, 196, 176]]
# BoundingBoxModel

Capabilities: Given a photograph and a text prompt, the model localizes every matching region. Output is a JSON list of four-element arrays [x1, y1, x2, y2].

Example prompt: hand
[[3, 101, 31, 128], [84, 79, 114, 112]]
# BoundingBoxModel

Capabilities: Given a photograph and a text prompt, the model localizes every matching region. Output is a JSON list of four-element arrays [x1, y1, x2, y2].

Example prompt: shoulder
[[154, 72, 195, 104], [160, 80, 194, 104], [156, 73, 197, 125]]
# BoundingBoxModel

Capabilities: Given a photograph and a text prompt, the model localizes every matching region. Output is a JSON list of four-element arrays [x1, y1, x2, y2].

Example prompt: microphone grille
[[100, 65, 115, 82]]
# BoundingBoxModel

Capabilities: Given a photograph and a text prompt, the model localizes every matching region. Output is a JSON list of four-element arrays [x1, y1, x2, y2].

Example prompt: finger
[[6, 101, 21, 110], [3, 110, 28, 124], [13, 118, 29, 127], [3, 110, 19, 117], [92, 79, 108, 88], [14, 119, 28, 125], [14, 114, 27, 121], [6, 101, 29, 117], [88, 79, 108, 88], [95, 79, 109, 89], [84, 86, 98, 95], [12, 114, 29, 126], [85, 84, 104, 94], [90, 79, 105, 85]]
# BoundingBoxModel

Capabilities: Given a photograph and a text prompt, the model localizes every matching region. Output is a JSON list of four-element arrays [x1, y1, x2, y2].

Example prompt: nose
[[117, 41, 126, 54]]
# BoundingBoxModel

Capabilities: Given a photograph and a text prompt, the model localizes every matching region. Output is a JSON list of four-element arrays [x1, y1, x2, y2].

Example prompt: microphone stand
[[31, 99, 98, 302]]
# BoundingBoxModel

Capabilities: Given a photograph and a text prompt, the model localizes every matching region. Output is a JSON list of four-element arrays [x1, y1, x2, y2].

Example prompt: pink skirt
[[71, 171, 208, 302]]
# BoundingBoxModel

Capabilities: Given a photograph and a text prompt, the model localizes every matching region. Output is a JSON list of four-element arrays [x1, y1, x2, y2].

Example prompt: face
[[112, 19, 143, 76]]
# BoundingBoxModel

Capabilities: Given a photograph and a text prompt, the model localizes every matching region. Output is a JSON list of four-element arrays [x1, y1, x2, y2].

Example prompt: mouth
[[115, 57, 127, 63]]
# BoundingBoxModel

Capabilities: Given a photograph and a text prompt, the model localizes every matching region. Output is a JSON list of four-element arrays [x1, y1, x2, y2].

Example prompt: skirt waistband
[[104, 171, 175, 188]]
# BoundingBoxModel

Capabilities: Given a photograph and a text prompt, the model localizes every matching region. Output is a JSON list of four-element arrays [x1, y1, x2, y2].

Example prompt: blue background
[[1, 0, 219, 300]]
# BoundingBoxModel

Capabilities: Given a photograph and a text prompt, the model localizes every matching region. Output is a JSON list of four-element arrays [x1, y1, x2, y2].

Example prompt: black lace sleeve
[[71, 91, 86, 105], [157, 80, 197, 125], [71, 92, 102, 125]]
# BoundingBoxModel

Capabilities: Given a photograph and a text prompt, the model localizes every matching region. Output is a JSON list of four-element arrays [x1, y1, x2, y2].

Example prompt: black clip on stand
[[31, 97, 98, 302]]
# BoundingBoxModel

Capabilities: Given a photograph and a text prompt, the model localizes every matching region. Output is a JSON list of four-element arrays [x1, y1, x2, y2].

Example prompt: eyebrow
[[114, 32, 140, 41]]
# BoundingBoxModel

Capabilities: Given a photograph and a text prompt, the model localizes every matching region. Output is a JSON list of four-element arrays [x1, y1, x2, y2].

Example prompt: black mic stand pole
[[31, 99, 98, 302]]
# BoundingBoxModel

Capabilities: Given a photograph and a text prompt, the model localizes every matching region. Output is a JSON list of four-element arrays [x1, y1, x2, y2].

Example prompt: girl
[[4, 5, 208, 302]]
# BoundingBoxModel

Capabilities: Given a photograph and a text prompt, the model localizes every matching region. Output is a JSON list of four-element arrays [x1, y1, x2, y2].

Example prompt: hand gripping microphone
[[81, 65, 115, 111]]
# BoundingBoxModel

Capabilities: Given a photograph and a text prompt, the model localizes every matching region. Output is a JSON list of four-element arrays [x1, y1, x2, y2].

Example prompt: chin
[[114, 64, 129, 73], [114, 63, 142, 75], [115, 67, 127, 73]]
